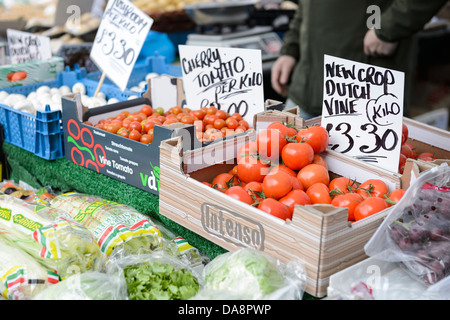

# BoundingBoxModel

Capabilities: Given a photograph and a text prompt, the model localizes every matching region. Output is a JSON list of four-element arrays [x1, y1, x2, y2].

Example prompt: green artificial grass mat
[[2, 142, 228, 261]]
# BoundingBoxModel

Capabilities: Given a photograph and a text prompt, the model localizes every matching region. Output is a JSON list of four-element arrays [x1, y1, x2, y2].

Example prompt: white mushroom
[[107, 98, 120, 104], [59, 85, 72, 96], [36, 85, 51, 96]]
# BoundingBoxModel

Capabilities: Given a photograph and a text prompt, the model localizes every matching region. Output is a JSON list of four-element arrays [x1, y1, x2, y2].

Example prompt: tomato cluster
[[204, 122, 406, 223], [85, 105, 250, 144], [399, 123, 437, 173]]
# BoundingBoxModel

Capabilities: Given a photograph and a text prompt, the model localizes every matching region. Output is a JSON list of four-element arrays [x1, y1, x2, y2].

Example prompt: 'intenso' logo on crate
[[201, 204, 265, 250]]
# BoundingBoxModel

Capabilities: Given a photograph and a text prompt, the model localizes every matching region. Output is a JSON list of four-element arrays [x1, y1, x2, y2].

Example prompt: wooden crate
[[158, 111, 402, 298]]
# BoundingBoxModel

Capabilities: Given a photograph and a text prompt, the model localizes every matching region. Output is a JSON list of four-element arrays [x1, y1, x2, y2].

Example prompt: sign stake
[[94, 72, 106, 97]]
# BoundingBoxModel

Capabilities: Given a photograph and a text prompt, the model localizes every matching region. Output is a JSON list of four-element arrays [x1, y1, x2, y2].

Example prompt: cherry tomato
[[262, 171, 293, 200], [215, 110, 227, 120], [281, 142, 314, 171], [257, 198, 291, 220], [401, 143, 415, 159], [386, 188, 405, 206], [128, 129, 142, 141], [257, 129, 287, 162], [354, 197, 389, 221], [237, 158, 270, 184], [297, 164, 330, 190], [225, 186, 254, 205], [191, 109, 206, 120], [141, 105, 153, 117], [129, 121, 143, 133], [331, 193, 364, 221], [328, 177, 357, 197], [306, 183, 331, 204], [357, 179, 389, 199], [213, 118, 226, 130], [181, 115, 195, 125], [296, 125, 329, 154], [140, 133, 153, 145], [267, 122, 297, 138], [225, 117, 239, 130], [279, 189, 311, 215]]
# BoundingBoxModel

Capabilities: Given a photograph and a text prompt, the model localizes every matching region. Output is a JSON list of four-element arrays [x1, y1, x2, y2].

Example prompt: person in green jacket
[[271, 0, 448, 120]]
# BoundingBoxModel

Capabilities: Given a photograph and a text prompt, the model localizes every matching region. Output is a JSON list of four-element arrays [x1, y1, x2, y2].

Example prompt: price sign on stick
[[7, 29, 51, 64], [90, 0, 153, 93], [179, 45, 265, 124], [321, 55, 405, 173]]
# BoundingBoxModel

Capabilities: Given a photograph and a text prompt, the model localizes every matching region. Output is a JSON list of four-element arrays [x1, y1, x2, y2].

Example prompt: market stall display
[[0, 0, 448, 303]]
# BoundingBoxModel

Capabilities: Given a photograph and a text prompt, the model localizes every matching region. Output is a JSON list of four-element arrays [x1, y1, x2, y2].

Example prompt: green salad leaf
[[124, 261, 199, 300]]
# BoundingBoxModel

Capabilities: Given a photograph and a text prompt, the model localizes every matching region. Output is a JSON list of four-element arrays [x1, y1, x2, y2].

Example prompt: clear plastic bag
[[106, 249, 203, 300], [191, 248, 307, 300], [32, 272, 128, 300], [365, 164, 450, 288]]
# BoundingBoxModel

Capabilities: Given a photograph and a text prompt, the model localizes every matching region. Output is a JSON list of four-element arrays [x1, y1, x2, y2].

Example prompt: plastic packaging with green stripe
[[49, 192, 165, 257], [0, 237, 57, 300], [49, 192, 204, 266], [0, 195, 105, 280]]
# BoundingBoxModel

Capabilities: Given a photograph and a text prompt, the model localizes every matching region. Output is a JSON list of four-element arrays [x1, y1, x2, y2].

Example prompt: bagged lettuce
[[0, 238, 59, 300], [0, 195, 105, 279], [192, 249, 306, 300], [50, 193, 165, 257], [33, 272, 128, 300]]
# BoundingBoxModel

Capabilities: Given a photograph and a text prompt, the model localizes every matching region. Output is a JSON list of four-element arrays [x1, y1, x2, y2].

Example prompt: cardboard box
[[0, 57, 64, 88], [158, 110, 402, 298]]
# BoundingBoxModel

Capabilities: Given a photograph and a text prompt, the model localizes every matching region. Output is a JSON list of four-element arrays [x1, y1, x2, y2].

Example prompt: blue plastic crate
[[0, 66, 138, 160]]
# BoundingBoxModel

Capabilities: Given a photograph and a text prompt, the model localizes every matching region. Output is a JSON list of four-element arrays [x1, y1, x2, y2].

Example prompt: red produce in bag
[[365, 164, 450, 287]]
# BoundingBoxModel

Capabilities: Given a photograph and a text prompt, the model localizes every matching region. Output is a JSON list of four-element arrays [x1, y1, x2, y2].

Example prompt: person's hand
[[271, 55, 297, 97], [364, 29, 398, 57]]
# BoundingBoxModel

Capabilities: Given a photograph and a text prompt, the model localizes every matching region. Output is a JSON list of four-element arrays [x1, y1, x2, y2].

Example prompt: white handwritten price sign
[[179, 45, 265, 123], [321, 55, 405, 173], [90, 0, 153, 91], [7, 29, 52, 64]]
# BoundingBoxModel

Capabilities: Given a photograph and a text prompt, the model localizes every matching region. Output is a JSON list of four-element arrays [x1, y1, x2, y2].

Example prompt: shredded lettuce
[[124, 261, 200, 300]]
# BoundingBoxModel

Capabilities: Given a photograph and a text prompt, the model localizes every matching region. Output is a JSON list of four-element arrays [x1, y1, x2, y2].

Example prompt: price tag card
[[7, 29, 52, 64], [90, 0, 153, 91], [321, 55, 405, 173], [179, 45, 265, 123]]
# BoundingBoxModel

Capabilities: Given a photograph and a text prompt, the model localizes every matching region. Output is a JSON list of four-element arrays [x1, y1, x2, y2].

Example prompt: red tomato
[[279, 189, 311, 215], [331, 193, 364, 221], [236, 142, 258, 163], [129, 121, 143, 133], [267, 122, 298, 138], [215, 110, 227, 120], [354, 197, 389, 221], [237, 158, 270, 184], [357, 179, 389, 199], [328, 177, 357, 197], [296, 125, 329, 154], [401, 143, 415, 159], [297, 164, 330, 190], [262, 171, 293, 200], [257, 198, 291, 220], [257, 129, 287, 162], [417, 152, 437, 162], [268, 165, 297, 177], [402, 123, 409, 145], [398, 153, 407, 174], [212, 173, 238, 192], [244, 181, 263, 201], [281, 142, 314, 171], [312, 154, 328, 170], [306, 183, 331, 204], [225, 186, 254, 205], [386, 189, 405, 206], [191, 109, 206, 120]]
